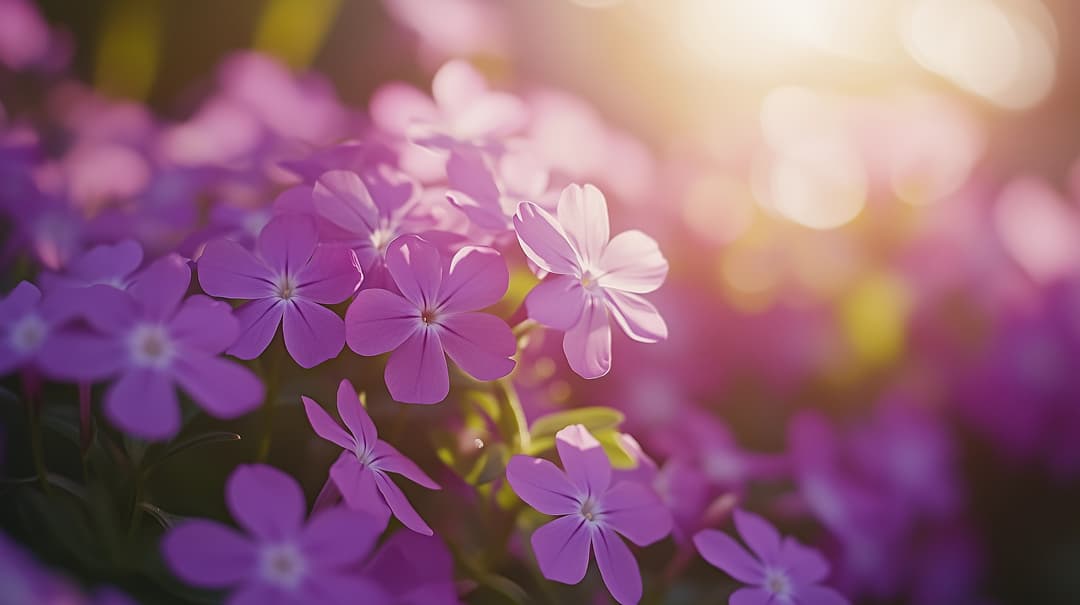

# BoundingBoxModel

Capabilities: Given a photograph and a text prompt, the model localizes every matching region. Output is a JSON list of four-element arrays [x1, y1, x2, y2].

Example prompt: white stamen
[[370, 227, 396, 255], [763, 568, 793, 599], [129, 324, 175, 368], [259, 542, 307, 589], [9, 314, 47, 354], [274, 274, 298, 301]]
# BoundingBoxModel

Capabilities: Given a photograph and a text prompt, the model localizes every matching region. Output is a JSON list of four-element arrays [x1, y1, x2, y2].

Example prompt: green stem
[[27, 400, 49, 494], [511, 318, 539, 340], [493, 378, 530, 453], [255, 340, 285, 462]]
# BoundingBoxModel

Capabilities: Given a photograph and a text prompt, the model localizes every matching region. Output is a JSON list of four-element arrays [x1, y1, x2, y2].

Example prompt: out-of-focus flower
[[694, 509, 849, 605], [163, 464, 388, 605], [0, 281, 70, 378], [302, 379, 441, 535], [38, 239, 143, 293], [514, 183, 668, 378], [345, 235, 515, 404], [0, 531, 136, 605], [42, 255, 264, 439], [197, 214, 362, 368], [506, 425, 672, 605], [380, 0, 508, 66], [362, 531, 458, 605], [446, 147, 551, 232]]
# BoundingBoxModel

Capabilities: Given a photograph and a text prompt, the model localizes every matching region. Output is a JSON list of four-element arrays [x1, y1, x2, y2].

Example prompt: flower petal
[[301, 508, 382, 568], [555, 425, 611, 496], [38, 331, 125, 382], [303, 574, 389, 605], [384, 329, 449, 404], [692, 529, 765, 584], [557, 184, 609, 268], [513, 202, 581, 276], [525, 275, 586, 330], [172, 354, 264, 419], [730, 587, 771, 605], [313, 170, 379, 235], [796, 585, 850, 605], [344, 289, 420, 356], [129, 254, 191, 320], [563, 296, 611, 379], [336, 379, 377, 452], [104, 369, 180, 440], [370, 440, 440, 490], [431, 59, 487, 115], [437, 312, 515, 381], [373, 471, 433, 535], [734, 509, 782, 564], [451, 93, 526, 140], [0, 281, 41, 319], [438, 246, 508, 312], [171, 295, 240, 354], [282, 298, 345, 368], [505, 455, 581, 515], [294, 246, 362, 304], [70, 239, 143, 284], [369, 82, 438, 136], [227, 298, 285, 360], [604, 290, 667, 344], [385, 235, 443, 309], [257, 215, 317, 274], [226, 464, 305, 542], [301, 395, 354, 451], [330, 453, 391, 530], [530, 515, 591, 585], [592, 526, 641, 605], [600, 481, 672, 546], [197, 238, 274, 299], [779, 537, 830, 584], [597, 230, 668, 294], [162, 520, 254, 588]]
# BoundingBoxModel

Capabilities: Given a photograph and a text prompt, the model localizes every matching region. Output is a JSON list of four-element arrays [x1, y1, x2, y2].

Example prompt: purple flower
[[345, 234, 515, 404], [38, 239, 143, 293], [197, 214, 362, 368], [446, 147, 550, 232], [514, 183, 668, 378], [693, 510, 849, 605], [506, 425, 672, 605], [43, 254, 264, 439], [0, 282, 61, 377], [163, 464, 387, 605], [301, 379, 441, 535], [361, 527, 458, 605]]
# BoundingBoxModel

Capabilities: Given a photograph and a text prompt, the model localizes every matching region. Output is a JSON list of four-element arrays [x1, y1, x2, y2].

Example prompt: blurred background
[[5, 0, 1080, 603]]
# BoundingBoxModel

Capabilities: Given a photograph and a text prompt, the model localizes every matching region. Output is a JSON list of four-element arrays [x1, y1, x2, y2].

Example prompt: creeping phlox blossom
[[0, 282, 61, 377], [693, 510, 849, 605], [37, 239, 143, 293], [345, 234, 516, 404], [197, 214, 362, 368], [44, 255, 264, 439], [163, 464, 388, 605], [302, 379, 441, 535], [506, 425, 672, 605], [514, 183, 669, 378]]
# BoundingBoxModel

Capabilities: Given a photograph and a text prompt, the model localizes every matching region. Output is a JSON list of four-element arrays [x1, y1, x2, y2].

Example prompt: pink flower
[[513, 183, 668, 378], [446, 147, 551, 232], [693, 510, 850, 605], [163, 464, 387, 605], [506, 425, 672, 605], [302, 380, 441, 535], [345, 234, 515, 404], [197, 214, 362, 368]]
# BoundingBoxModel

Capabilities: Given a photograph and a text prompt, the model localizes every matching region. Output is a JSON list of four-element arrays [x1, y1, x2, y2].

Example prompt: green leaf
[[594, 429, 636, 469], [139, 502, 186, 529], [143, 431, 241, 475], [528, 407, 625, 441]]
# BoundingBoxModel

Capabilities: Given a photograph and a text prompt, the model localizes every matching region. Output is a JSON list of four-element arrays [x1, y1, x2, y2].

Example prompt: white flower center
[[763, 568, 793, 599], [580, 498, 601, 523], [9, 314, 47, 354], [244, 212, 270, 237], [579, 269, 603, 293], [274, 274, 298, 301], [259, 542, 307, 589], [703, 451, 743, 484], [129, 324, 175, 368], [370, 227, 395, 255]]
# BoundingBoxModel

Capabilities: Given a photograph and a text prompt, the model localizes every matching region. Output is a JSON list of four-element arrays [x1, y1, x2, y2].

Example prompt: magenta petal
[[384, 329, 449, 404], [530, 515, 591, 585], [505, 455, 581, 515], [344, 289, 420, 356], [525, 275, 587, 330], [282, 298, 345, 368], [226, 464, 305, 542], [76, 285, 137, 333], [313, 170, 379, 235], [597, 230, 668, 294], [0, 281, 40, 317], [228, 584, 287, 605], [592, 527, 642, 605], [303, 574, 388, 605], [780, 537, 830, 584], [104, 369, 180, 440], [129, 254, 191, 320], [438, 312, 515, 381], [797, 585, 850, 605], [730, 587, 772, 605], [438, 246, 508, 312], [555, 425, 611, 496], [513, 202, 581, 276], [171, 295, 240, 354], [301, 395, 354, 450], [294, 246, 362, 304], [734, 509, 782, 563], [385, 235, 443, 308], [257, 215, 318, 274], [604, 290, 667, 344], [336, 379, 377, 451], [172, 355, 264, 418], [370, 440, 440, 490], [557, 184, 609, 267], [197, 238, 274, 299], [600, 481, 672, 546], [228, 298, 285, 360], [301, 508, 381, 568], [563, 296, 611, 379], [692, 529, 765, 583], [330, 454, 390, 530], [373, 471, 433, 535], [38, 331, 124, 382], [162, 520, 254, 588], [71, 239, 143, 284]]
